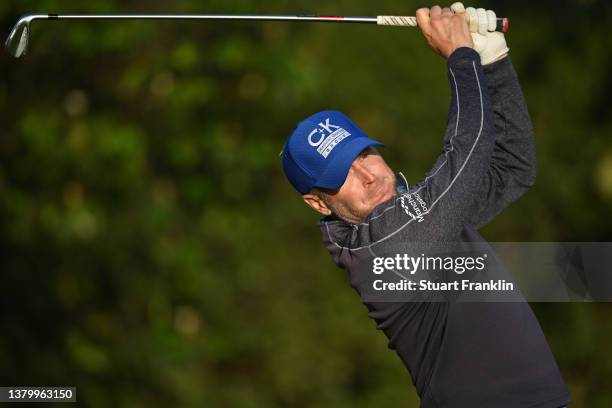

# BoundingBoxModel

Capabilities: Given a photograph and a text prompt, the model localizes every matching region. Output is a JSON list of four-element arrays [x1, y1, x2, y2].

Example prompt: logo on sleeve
[[400, 192, 429, 223], [307, 118, 351, 158]]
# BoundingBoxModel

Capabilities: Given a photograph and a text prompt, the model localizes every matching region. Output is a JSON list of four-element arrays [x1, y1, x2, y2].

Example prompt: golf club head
[[5, 15, 43, 58]]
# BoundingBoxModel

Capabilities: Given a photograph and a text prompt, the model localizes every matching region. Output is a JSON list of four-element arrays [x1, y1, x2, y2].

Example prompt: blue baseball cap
[[281, 110, 384, 194]]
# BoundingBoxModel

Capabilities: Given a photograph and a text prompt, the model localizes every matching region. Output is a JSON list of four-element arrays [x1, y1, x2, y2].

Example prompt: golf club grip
[[376, 15, 509, 32]]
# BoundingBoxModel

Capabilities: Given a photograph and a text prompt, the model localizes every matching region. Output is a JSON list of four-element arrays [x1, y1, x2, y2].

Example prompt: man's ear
[[302, 194, 332, 216]]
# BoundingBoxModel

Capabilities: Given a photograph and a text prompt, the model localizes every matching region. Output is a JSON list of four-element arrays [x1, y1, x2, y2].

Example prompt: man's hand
[[416, 5, 474, 59], [450, 2, 509, 65]]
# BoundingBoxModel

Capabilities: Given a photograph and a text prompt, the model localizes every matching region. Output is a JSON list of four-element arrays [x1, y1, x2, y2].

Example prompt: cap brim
[[314, 137, 384, 191]]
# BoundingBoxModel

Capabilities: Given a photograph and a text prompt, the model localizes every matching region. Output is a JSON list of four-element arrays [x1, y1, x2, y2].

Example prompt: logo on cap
[[307, 118, 351, 158]]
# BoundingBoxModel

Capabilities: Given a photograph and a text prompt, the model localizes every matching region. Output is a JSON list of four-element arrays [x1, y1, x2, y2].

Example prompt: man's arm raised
[[384, 6, 497, 241], [468, 56, 536, 229], [448, 3, 536, 228]]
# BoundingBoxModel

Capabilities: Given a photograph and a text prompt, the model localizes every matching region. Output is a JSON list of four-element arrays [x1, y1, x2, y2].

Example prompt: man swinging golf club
[[281, 3, 571, 407]]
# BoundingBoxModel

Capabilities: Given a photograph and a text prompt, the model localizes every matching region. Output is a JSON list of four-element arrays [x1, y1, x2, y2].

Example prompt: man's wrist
[[482, 55, 511, 73], [448, 47, 481, 66]]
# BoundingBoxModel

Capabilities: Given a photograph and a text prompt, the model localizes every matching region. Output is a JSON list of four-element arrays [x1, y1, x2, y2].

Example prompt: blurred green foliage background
[[1, 0, 611, 406]]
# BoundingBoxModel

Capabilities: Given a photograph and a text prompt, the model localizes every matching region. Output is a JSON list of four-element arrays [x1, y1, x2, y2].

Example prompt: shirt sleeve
[[467, 56, 536, 229], [392, 47, 496, 241]]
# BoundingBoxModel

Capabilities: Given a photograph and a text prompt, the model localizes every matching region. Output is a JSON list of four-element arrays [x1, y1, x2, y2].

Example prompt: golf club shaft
[[47, 13, 376, 23], [34, 13, 509, 32]]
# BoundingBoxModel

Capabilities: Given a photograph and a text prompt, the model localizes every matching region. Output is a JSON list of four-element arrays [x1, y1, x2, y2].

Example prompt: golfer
[[281, 3, 571, 407]]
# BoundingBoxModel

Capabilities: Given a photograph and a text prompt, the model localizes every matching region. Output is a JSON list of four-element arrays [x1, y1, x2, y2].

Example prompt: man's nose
[[353, 161, 376, 184]]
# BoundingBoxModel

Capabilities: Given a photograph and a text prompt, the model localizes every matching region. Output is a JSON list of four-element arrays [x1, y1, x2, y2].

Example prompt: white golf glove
[[450, 2, 509, 65]]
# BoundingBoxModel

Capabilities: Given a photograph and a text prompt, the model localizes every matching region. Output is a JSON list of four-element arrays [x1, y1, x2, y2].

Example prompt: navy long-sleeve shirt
[[320, 48, 571, 407]]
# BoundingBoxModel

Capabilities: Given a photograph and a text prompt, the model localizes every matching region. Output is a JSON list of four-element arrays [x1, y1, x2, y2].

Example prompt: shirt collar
[[395, 171, 409, 194]]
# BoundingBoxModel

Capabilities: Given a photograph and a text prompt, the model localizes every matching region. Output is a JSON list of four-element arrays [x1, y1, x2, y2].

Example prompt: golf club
[[5, 13, 509, 58]]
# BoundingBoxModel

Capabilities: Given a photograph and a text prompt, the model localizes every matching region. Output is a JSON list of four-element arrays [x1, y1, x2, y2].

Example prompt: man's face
[[303, 147, 397, 224]]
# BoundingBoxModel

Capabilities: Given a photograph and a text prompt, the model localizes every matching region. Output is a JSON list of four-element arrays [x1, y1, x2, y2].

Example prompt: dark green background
[[1, 0, 611, 406]]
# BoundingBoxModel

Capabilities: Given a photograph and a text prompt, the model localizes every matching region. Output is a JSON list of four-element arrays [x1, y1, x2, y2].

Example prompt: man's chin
[[355, 189, 395, 223]]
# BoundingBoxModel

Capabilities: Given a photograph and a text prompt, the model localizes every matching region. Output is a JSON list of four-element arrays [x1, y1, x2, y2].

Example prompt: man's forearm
[[484, 55, 536, 185], [467, 56, 536, 228]]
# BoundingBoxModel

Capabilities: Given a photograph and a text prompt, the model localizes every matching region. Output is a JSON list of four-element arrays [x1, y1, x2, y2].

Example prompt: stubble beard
[[328, 180, 396, 225]]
